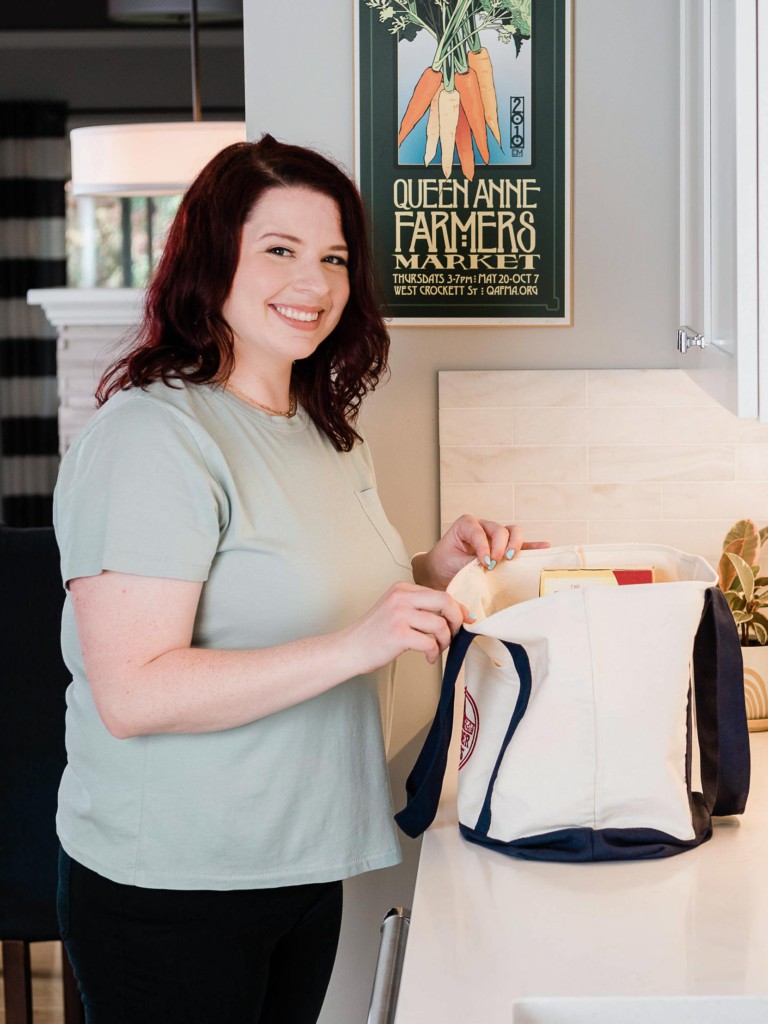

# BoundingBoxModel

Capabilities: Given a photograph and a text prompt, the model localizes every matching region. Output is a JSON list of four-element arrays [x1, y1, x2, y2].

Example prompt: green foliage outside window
[[66, 187, 182, 288]]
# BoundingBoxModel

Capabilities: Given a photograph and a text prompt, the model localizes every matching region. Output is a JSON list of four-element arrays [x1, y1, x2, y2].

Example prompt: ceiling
[[0, 1, 242, 31]]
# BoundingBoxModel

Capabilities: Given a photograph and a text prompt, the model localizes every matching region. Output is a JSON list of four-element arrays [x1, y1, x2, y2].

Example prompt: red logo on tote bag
[[459, 690, 479, 769]]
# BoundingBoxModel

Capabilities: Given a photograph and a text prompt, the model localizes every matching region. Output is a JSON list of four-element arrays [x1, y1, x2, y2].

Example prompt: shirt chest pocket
[[355, 488, 412, 571]]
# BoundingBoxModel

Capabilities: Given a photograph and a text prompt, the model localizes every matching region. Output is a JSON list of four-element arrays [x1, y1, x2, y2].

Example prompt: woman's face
[[222, 186, 351, 375]]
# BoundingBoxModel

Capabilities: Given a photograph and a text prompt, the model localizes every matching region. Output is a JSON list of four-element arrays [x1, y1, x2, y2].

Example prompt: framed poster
[[355, 0, 572, 325]]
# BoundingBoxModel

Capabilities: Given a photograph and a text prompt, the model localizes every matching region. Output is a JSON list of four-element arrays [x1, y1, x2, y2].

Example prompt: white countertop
[[394, 733, 768, 1023]]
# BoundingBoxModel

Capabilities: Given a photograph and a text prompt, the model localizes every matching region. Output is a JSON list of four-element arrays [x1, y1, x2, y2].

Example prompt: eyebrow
[[258, 231, 348, 252]]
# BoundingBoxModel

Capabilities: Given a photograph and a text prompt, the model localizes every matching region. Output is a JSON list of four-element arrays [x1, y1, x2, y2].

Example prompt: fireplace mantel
[[27, 288, 144, 452]]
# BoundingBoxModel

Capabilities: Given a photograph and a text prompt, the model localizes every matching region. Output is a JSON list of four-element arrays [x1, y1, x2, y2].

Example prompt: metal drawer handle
[[366, 907, 411, 1024]]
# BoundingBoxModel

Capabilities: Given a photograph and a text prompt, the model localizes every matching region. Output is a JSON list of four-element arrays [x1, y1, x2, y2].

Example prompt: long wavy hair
[[96, 135, 390, 451]]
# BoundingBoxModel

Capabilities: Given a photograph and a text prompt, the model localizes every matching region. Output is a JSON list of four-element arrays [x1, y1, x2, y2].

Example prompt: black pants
[[58, 849, 343, 1024]]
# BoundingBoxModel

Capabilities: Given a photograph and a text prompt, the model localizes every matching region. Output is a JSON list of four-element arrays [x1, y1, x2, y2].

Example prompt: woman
[[54, 134, 538, 1023]]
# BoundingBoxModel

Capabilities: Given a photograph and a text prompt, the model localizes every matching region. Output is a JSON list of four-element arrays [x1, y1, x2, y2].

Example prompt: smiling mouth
[[273, 304, 320, 323]]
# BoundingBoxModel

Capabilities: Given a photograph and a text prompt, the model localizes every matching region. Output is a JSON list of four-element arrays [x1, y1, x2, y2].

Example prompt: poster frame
[[354, 0, 574, 327]]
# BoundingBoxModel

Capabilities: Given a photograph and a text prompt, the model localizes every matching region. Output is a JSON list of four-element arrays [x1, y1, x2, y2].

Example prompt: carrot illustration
[[454, 67, 490, 164], [398, 67, 443, 146], [424, 84, 443, 166], [438, 88, 461, 179], [467, 47, 501, 147], [368, 0, 533, 176], [454, 105, 475, 181]]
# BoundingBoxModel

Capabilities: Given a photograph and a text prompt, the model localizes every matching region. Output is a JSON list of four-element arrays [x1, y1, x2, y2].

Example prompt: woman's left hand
[[411, 515, 550, 591]]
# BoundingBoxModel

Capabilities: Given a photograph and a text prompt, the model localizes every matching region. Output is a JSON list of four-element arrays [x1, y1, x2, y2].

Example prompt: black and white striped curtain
[[0, 102, 68, 527]]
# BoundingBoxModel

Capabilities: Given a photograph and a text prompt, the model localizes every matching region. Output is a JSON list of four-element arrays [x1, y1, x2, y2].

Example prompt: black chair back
[[0, 525, 69, 941]]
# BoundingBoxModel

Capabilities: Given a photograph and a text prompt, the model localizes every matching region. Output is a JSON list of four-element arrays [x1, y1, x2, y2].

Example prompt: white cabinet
[[679, 0, 765, 420]]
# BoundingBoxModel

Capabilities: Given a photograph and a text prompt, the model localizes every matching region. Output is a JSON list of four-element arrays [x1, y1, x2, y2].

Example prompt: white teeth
[[275, 305, 319, 323]]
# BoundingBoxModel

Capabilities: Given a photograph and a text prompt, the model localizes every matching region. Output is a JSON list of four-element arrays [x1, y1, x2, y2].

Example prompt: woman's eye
[[324, 255, 348, 267], [267, 246, 292, 257]]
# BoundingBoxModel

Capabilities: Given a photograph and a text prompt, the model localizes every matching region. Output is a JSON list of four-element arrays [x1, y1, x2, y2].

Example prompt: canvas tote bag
[[396, 544, 751, 862]]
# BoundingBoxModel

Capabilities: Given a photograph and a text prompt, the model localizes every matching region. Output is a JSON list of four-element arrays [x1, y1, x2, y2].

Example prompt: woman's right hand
[[343, 582, 472, 674]]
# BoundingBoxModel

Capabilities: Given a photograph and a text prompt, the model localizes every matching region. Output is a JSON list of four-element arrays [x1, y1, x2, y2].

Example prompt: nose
[[294, 257, 330, 297]]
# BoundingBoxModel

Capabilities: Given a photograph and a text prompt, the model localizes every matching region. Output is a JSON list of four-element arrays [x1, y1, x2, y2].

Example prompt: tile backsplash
[[439, 370, 768, 571]]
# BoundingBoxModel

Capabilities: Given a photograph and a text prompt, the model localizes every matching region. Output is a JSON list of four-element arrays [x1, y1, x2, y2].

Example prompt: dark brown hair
[[96, 134, 390, 451]]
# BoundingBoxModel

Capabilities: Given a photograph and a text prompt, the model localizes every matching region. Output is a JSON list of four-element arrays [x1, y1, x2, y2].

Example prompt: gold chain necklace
[[225, 380, 297, 418]]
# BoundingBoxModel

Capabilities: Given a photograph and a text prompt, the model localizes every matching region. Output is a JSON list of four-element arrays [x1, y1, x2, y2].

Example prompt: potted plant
[[719, 519, 768, 730]]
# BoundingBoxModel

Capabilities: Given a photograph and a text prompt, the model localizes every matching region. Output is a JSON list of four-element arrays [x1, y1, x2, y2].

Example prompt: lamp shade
[[70, 122, 247, 197]]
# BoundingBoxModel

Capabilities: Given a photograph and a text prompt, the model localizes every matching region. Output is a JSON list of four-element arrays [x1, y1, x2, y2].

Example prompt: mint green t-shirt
[[53, 382, 411, 890]]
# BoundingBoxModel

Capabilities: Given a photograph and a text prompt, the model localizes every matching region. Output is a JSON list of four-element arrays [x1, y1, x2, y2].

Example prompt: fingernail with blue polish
[[484, 555, 492, 566], [469, 613, 477, 621], [488, 559, 497, 570], [505, 548, 516, 560]]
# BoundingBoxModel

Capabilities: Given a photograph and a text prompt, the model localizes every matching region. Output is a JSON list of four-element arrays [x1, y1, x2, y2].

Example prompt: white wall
[[243, 2, 681, 1020]]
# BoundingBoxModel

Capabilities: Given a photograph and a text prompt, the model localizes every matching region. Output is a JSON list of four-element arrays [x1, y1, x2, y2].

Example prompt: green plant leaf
[[733, 609, 753, 623], [719, 519, 760, 590], [751, 611, 768, 631], [760, 525, 768, 549], [755, 576, 768, 587], [726, 552, 755, 601], [722, 518, 760, 556], [718, 552, 737, 593], [726, 591, 746, 611], [753, 621, 768, 645], [718, 543, 744, 592]]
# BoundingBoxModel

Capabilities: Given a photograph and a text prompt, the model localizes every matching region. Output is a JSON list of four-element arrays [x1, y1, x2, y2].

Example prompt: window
[[66, 186, 182, 288]]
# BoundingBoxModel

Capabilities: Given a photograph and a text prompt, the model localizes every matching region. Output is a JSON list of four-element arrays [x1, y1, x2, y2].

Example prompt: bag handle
[[473, 641, 532, 835], [693, 587, 750, 816], [394, 627, 475, 839], [394, 628, 529, 839]]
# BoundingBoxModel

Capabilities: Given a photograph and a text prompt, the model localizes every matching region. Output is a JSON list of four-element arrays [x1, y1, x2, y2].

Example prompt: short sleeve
[[54, 396, 225, 586]]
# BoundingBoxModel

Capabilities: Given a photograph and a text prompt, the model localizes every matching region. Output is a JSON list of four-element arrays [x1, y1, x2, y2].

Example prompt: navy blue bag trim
[[458, 822, 713, 863], [473, 642, 531, 836], [693, 587, 750, 816], [395, 587, 750, 859], [394, 627, 528, 840], [394, 627, 474, 839]]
